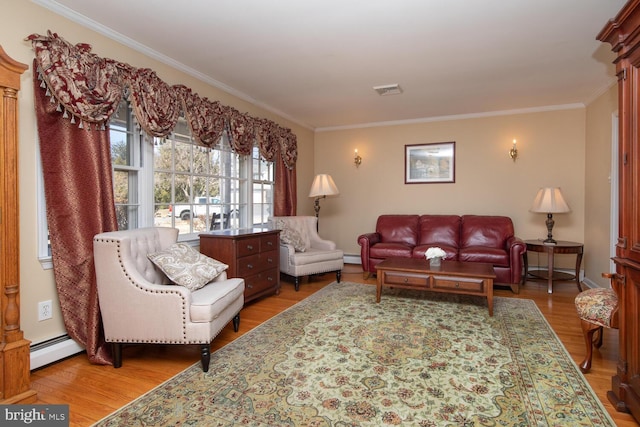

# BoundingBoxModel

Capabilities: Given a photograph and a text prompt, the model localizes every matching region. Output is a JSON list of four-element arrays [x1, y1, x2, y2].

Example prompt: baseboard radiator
[[30, 335, 85, 370]]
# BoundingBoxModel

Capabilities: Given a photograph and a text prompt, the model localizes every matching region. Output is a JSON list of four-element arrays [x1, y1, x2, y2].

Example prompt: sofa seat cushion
[[370, 242, 414, 259], [413, 245, 459, 261], [288, 248, 343, 266], [459, 247, 509, 267], [190, 278, 244, 323]]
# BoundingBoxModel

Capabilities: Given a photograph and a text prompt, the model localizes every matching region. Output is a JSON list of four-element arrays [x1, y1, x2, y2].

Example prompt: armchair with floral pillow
[[270, 216, 344, 291]]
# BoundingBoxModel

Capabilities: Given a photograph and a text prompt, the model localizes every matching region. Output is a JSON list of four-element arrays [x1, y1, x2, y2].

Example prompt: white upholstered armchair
[[93, 227, 244, 372], [270, 216, 344, 291]]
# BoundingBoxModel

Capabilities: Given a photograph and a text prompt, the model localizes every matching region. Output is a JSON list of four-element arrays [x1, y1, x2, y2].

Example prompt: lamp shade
[[309, 174, 339, 198], [530, 187, 571, 214]]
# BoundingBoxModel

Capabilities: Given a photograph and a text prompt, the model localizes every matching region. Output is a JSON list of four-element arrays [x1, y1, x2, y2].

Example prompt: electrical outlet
[[38, 300, 52, 321]]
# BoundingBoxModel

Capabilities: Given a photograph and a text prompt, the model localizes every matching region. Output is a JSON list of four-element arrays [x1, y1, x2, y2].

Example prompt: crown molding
[[315, 103, 586, 132]]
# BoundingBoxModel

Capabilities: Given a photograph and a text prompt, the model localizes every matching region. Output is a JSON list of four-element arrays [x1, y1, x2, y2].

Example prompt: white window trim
[[36, 136, 53, 270]]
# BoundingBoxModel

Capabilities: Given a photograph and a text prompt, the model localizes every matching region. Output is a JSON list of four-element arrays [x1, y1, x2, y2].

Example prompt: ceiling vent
[[373, 84, 403, 96]]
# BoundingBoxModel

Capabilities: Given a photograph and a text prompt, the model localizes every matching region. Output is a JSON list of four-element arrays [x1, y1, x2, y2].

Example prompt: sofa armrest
[[278, 242, 295, 271], [210, 271, 228, 282], [310, 235, 337, 251], [506, 236, 527, 283], [358, 232, 381, 271], [358, 232, 380, 246]]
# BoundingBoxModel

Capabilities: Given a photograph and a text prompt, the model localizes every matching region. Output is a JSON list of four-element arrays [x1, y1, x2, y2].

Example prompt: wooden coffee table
[[375, 257, 497, 316]]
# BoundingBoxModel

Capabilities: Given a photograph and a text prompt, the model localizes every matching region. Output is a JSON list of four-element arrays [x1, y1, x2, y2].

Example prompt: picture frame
[[405, 141, 455, 184]]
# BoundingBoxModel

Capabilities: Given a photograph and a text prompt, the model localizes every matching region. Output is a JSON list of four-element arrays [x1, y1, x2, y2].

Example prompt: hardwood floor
[[30, 264, 637, 426]]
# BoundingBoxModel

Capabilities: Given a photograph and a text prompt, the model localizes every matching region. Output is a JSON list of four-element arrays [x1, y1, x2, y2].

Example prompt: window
[[39, 99, 275, 265], [111, 99, 275, 240], [151, 117, 246, 239]]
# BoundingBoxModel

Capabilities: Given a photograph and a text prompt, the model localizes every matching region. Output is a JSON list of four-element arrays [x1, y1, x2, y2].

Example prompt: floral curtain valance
[[27, 31, 297, 167]]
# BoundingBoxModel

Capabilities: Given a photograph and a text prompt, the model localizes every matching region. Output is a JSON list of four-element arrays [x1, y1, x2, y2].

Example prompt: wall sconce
[[354, 149, 362, 167], [509, 139, 518, 161]]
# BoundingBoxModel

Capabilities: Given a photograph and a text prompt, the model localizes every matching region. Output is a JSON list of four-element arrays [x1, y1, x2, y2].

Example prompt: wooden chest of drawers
[[199, 228, 280, 304]]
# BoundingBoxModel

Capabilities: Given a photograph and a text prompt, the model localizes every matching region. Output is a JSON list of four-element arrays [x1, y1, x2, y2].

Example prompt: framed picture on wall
[[405, 142, 456, 184]]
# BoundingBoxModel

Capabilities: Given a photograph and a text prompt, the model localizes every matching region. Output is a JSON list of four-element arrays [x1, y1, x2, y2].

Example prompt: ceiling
[[36, 0, 626, 130]]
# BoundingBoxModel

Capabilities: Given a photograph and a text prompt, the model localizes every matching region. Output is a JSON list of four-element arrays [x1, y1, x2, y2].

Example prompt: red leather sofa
[[357, 214, 526, 293]]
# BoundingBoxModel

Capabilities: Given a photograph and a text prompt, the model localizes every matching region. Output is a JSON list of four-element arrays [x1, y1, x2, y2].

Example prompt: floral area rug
[[94, 282, 614, 426]]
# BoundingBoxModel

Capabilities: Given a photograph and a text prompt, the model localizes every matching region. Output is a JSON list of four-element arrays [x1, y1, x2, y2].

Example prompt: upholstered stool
[[574, 286, 619, 373]]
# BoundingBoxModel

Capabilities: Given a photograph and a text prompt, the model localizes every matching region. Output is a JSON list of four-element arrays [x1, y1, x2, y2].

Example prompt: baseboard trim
[[30, 336, 85, 370], [581, 277, 602, 290], [344, 254, 360, 264]]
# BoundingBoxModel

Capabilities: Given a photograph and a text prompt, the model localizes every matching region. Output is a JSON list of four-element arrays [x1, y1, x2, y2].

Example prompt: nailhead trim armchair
[[93, 227, 244, 371]]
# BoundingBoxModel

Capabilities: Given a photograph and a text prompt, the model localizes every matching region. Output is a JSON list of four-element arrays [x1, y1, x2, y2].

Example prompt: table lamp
[[530, 187, 571, 244]]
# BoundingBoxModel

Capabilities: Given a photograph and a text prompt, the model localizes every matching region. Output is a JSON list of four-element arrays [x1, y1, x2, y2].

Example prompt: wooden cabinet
[[200, 228, 280, 304], [0, 46, 36, 403], [598, 1, 640, 422]]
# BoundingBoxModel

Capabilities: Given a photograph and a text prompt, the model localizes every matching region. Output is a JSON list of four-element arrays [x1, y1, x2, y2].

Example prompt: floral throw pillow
[[147, 243, 228, 291], [274, 219, 307, 252]]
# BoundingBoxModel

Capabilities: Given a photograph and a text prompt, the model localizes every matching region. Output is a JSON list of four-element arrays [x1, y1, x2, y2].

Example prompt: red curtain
[[33, 66, 117, 365], [275, 159, 297, 216]]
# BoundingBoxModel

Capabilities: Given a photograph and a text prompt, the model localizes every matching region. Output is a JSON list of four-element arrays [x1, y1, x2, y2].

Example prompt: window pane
[[154, 172, 172, 206], [153, 204, 172, 229], [174, 140, 192, 173], [193, 145, 209, 175], [113, 170, 130, 204], [110, 132, 130, 166], [174, 173, 191, 203], [154, 140, 172, 171]]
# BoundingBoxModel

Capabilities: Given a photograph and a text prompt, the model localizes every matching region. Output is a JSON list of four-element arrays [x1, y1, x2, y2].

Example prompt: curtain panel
[[33, 64, 117, 364], [27, 31, 298, 160], [27, 30, 298, 365]]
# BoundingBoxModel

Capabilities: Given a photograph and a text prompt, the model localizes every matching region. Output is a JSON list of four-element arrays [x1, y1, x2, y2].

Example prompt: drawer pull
[[404, 278, 408, 283], [246, 245, 254, 250], [267, 276, 273, 281], [267, 258, 273, 263], [267, 241, 273, 246], [455, 282, 460, 288], [247, 264, 253, 269], [247, 284, 253, 289]]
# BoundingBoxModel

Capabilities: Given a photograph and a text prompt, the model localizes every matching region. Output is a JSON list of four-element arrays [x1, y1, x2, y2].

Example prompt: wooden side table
[[523, 240, 583, 294]]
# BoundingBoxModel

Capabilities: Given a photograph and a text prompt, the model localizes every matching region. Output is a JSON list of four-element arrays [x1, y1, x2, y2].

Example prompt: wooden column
[[0, 45, 36, 403]]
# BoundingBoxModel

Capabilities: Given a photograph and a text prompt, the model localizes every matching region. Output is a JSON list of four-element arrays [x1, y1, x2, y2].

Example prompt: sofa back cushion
[[460, 215, 514, 249], [376, 215, 419, 246], [418, 215, 460, 248]]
